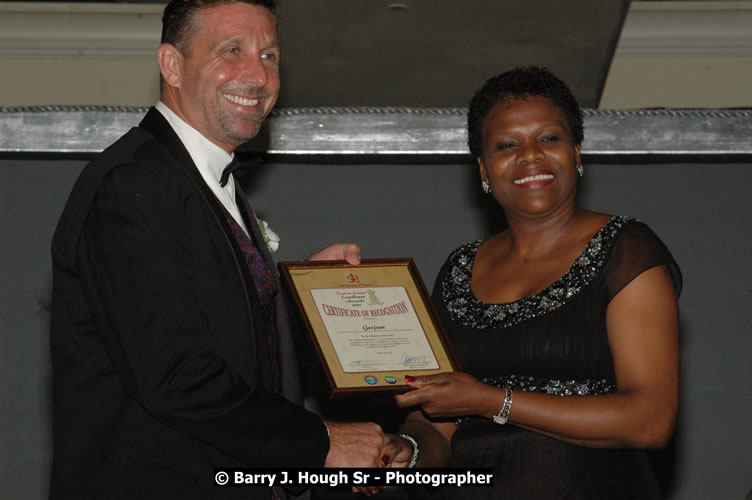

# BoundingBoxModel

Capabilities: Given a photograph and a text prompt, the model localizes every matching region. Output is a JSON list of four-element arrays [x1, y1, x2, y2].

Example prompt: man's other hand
[[308, 243, 361, 265], [324, 422, 385, 468]]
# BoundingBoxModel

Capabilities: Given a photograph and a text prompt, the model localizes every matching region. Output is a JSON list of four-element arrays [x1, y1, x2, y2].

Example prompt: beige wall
[[0, 58, 161, 106], [601, 56, 752, 108], [1, 1, 751, 109], [601, 1, 752, 108]]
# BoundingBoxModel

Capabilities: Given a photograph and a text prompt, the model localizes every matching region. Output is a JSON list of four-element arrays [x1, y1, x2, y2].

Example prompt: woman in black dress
[[388, 67, 681, 499]]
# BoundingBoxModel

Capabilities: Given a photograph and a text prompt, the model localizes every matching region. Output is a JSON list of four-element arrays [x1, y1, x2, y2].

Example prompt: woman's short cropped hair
[[467, 66, 584, 158]]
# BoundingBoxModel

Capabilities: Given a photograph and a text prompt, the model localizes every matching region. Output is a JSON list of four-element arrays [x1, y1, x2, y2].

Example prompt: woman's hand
[[382, 434, 415, 468], [394, 372, 503, 419], [350, 434, 411, 496], [394, 266, 680, 450]]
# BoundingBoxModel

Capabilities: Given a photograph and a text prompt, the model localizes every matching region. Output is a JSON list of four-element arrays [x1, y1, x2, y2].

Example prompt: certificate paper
[[279, 259, 459, 395], [310, 287, 439, 373]]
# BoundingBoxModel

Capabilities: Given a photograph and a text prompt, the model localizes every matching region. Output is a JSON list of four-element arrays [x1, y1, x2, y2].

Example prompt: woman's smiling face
[[477, 95, 582, 219]]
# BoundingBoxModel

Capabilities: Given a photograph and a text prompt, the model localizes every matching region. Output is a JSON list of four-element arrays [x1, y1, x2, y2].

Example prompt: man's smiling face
[[167, 2, 280, 152]]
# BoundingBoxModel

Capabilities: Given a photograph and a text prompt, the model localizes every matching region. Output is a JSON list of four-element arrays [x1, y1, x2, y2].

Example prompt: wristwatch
[[492, 386, 513, 425]]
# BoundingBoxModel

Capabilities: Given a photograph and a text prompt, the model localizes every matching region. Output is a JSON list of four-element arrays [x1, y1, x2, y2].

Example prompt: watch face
[[493, 388, 513, 424]]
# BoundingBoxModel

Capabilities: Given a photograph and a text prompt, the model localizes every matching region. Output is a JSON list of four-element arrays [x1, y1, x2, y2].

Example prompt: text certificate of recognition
[[310, 287, 439, 373]]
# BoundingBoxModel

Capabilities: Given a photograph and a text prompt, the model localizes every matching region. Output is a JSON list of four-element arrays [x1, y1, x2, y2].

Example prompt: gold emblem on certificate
[[279, 259, 459, 395]]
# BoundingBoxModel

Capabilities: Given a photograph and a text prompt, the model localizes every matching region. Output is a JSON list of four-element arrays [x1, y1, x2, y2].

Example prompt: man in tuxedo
[[49, 1, 391, 498]]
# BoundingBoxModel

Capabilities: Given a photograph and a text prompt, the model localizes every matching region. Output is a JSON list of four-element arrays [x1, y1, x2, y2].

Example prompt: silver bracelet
[[492, 386, 514, 425], [399, 433, 420, 468]]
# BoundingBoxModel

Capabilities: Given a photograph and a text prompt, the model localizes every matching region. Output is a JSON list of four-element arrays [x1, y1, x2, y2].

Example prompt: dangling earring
[[577, 164, 584, 177], [481, 180, 491, 193]]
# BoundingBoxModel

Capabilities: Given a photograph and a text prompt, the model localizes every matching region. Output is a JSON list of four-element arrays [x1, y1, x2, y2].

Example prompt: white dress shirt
[[155, 101, 249, 236]]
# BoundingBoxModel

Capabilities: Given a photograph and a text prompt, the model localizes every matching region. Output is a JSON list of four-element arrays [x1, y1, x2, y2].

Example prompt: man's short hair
[[161, 0, 278, 54]]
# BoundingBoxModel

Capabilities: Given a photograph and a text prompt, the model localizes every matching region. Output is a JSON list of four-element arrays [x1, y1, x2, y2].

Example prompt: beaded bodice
[[441, 216, 631, 330], [433, 216, 680, 500]]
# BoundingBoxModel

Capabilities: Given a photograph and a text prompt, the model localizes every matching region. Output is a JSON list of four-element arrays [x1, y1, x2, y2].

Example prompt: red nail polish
[[405, 375, 416, 383], [381, 455, 390, 465]]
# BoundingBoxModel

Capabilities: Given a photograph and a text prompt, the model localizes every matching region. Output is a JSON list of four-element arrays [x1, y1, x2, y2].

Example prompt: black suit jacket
[[49, 108, 328, 499]]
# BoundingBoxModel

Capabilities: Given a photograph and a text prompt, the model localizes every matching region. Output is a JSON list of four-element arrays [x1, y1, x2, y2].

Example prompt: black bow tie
[[219, 156, 263, 187]]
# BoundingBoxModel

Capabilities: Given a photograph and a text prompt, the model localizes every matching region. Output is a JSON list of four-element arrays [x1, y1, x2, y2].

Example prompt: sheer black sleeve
[[602, 221, 682, 302]]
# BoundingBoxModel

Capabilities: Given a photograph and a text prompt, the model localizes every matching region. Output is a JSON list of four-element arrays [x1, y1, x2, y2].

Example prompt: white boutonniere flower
[[257, 219, 280, 253]]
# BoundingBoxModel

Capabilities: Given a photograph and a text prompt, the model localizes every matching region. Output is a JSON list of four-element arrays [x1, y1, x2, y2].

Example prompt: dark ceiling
[[274, 0, 630, 109]]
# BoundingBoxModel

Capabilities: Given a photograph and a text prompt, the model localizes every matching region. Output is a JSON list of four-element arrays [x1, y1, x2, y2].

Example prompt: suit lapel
[[234, 184, 307, 403], [138, 108, 270, 388]]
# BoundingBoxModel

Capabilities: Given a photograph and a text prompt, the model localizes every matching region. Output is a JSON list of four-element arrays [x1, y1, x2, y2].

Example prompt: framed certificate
[[279, 259, 459, 395]]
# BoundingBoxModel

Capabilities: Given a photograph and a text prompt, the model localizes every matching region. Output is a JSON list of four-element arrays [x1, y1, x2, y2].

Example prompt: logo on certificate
[[345, 273, 360, 284], [384, 375, 397, 384], [364, 375, 378, 385]]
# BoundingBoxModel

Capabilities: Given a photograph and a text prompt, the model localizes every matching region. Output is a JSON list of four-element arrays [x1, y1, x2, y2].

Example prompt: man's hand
[[324, 422, 386, 468], [308, 243, 361, 265]]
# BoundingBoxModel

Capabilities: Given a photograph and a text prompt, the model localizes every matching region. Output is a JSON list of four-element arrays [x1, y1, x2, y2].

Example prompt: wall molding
[[1, 2, 752, 60], [0, 2, 162, 59], [2, 106, 751, 157], [616, 1, 752, 57]]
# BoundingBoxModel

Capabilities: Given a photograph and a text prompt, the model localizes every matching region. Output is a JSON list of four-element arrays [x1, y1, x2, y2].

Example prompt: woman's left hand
[[394, 372, 501, 419]]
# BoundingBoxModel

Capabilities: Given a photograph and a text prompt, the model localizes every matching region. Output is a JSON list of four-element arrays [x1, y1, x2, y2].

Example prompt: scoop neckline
[[468, 215, 620, 307]]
